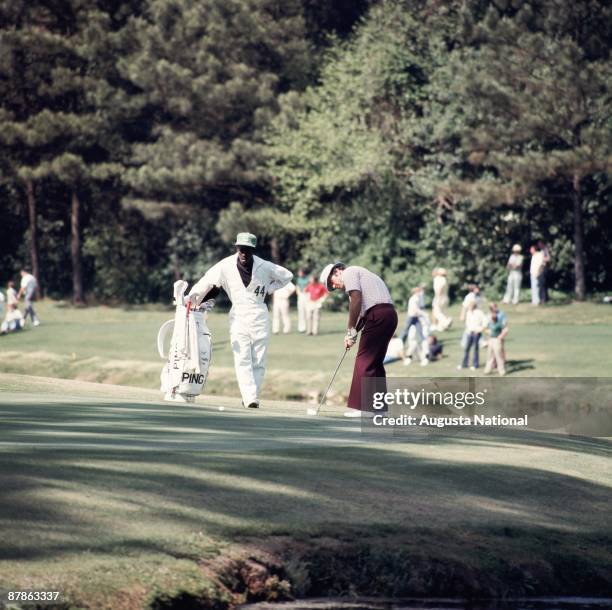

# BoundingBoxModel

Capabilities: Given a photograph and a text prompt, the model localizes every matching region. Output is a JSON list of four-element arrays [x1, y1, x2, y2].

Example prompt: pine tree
[[425, 0, 612, 299], [0, 1, 142, 302], [121, 0, 312, 217]]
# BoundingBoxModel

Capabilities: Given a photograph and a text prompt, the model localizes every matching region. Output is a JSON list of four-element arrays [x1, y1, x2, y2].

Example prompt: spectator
[[458, 301, 487, 370], [17, 269, 40, 326], [502, 244, 524, 305], [404, 310, 431, 367], [400, 286, 425, 344], [272, 281, 296, 334], [484, 304, 509, 376], [537, 240, 551, 304], [295, 268, 309, 333], [427, 335, 443, 362], [460, 285, 481, 349], [530, 245, 545, 305], [1, 303, 24, 334], [303, 274, 327, 335], [460, 284, 481, 321], [7, 280, 18, 307], [431, 267, 452, 331], [383, 335, 406, 365]]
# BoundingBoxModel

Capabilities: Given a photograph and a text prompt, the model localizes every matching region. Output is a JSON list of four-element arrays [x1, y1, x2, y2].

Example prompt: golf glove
[[201, 299, 216, 312], [344, 327, 358, 349]]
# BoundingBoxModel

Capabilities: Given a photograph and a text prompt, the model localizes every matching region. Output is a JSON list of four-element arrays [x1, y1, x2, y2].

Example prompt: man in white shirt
[[188, 233, 293, 409], [400, 286, 425, 344], [320, 262, 397, 416], [503, 244, 524, 305], [272, 281, 296, 334], [530, 245, 545, 305], [17, 270, 40, 326], [432, 268, 451, 330]]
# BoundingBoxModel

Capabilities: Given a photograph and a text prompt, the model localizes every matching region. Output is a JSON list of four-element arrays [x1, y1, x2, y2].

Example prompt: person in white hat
[[188, 233, 293, 408], [272, 280, 296, 334], [320, 262, 397, 417], [502, 244, 524, 305]]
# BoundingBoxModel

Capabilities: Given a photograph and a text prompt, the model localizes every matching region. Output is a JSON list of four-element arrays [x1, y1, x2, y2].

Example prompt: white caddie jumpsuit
[[189, 254, 293, 406]]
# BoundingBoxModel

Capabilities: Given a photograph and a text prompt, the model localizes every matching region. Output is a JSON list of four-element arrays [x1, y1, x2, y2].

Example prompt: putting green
[[0, 374, 611, 608]]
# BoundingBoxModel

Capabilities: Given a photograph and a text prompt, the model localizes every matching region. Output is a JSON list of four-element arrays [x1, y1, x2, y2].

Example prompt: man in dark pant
[[347, 303, 398, 410], [320, 262, 397, 417]]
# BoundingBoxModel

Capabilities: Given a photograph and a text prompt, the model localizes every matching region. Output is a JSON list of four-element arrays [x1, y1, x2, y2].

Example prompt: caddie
[[188, 233, 293, 408], [320, 262, 397, 417]]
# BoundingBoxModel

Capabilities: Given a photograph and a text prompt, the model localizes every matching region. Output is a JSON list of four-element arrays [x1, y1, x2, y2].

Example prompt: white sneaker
[[403, 357, 412, 366], [420, 359, 429, 366], [343, 409, 362, 418], [470, 366, 476, 371], [33, 320, 40, 327]]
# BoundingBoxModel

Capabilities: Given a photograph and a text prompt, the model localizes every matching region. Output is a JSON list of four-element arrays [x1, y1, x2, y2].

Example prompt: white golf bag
[[158, 280, 212, 403]]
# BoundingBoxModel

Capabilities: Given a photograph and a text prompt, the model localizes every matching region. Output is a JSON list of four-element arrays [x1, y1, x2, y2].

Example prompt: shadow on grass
[[0, 399, 611, 575], [505, 358, 536, 374]]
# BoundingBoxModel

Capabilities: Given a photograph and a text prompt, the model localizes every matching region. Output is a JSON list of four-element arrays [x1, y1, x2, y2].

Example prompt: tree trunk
[[572, 174, 586, 301], [26, 180, 40, 292], [71, 190, 84, 304], [270, 237, 280, 263]]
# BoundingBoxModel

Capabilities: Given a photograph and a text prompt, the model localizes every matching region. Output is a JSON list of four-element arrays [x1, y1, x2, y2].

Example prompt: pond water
[[239, 597, 612, 610]]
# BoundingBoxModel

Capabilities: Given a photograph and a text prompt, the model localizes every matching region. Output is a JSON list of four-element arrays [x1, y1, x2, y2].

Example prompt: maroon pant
[[347, 303, 398, 410]]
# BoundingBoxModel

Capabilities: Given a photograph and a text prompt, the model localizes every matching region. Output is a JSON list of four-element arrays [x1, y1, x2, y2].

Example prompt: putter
[[307, 347, 350, 416]]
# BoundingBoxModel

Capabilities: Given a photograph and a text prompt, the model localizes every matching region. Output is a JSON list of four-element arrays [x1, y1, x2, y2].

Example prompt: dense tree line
[[1, 0, 610, 304]]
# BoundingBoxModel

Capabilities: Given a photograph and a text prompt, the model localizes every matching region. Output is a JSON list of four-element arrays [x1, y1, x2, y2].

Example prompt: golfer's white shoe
[[343, 408, 362, 418], [420, 359, 429, 366], [33, 320, 40, 327], [403, 357, 412, 366]]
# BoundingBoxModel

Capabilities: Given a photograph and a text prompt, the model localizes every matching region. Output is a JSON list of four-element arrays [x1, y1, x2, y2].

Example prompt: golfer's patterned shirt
[[342, 266, 393, 317]]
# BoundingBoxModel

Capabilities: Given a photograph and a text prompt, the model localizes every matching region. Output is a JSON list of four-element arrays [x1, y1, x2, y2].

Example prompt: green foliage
[[120, 0, 314, 214], [268, 0, 612, 302], [0, 0, 610, 302]]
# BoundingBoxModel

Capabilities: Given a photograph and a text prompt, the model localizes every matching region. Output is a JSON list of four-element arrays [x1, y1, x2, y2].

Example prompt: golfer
[[320, 262, 397, 417], [188, 233, 293, 408]]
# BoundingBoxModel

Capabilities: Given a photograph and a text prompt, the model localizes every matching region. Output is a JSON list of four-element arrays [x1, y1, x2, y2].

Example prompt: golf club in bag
[[158, 280, 212, 403]]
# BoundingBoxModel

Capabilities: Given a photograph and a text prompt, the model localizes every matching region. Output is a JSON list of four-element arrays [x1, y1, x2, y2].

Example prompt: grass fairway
[[0, 375, 611, 608], [1, 299, 612, 403]]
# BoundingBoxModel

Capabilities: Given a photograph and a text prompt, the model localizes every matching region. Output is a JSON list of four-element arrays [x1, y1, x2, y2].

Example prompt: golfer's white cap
[[320, 262, 344, 291], [235, 232, 257, 248]]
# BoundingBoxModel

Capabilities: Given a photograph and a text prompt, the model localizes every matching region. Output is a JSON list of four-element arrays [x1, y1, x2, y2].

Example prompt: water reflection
[[240, 597, 612, 610]]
